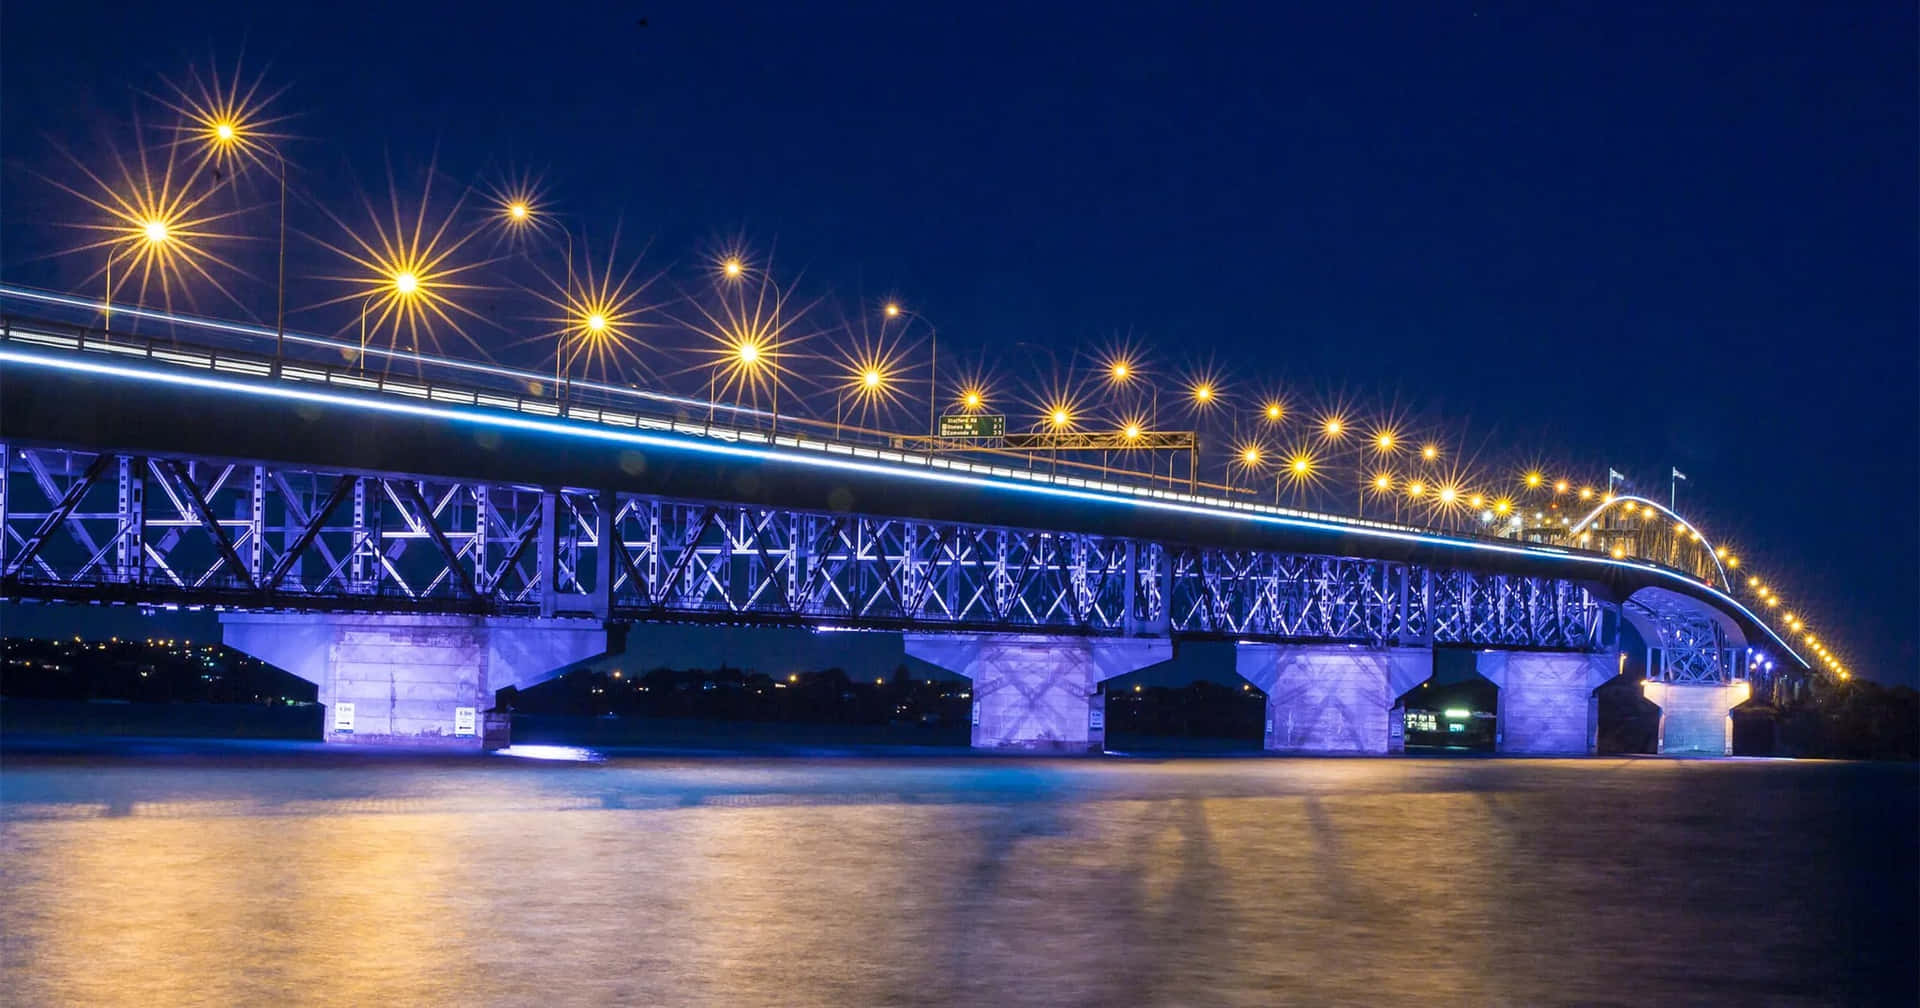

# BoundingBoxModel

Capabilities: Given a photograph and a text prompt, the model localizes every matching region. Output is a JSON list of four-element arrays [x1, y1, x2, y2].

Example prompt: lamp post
[[883, 302, 936, 438], [1366, 430, 1397, 518], [271, 145, 287, 374], [103, 219, 174, 337], [1047, 407, 1071, 477], [197, 118, 289, 374], [1014, 340, 1068, 475], [710, 340, 765, 434], [1314, 413, 1351, 513], [357, 292, 377, 366], [358, 272, 418, 371], [1284, 453, 1314, 508], [837, 366, 889, 437], [1231, 444, 1261, 496], [1100, 357, 1137, 473], [1364, 473, 1393, 520], [494, 198, 580, 401], [555, 308, 608, 407], [1186, 382, 1219, 493]]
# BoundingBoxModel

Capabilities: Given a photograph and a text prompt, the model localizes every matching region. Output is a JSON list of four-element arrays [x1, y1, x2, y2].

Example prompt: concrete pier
[[903, 634, 1172, 752], [1478, 651, 1614, 755], [222, 613, 609, 748], [1643, 680, 1751, 756], [1235, 644, 1431, 754]]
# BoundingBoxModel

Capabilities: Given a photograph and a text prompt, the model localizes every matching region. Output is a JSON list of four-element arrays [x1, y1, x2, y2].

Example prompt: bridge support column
[[1478, 652, 1614, 755], [221, 613, 609, 749], [903, 633, 1172, 752], [1642, 680, 1750, 756], [1235, 644, 1431, 754]]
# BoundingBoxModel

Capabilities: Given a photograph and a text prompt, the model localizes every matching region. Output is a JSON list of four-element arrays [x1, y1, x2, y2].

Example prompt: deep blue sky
[[4, 2, 1915, 683]]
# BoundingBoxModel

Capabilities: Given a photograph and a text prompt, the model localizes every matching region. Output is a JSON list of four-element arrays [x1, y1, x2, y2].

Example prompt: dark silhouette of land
[[3, 636, 1912, 759]]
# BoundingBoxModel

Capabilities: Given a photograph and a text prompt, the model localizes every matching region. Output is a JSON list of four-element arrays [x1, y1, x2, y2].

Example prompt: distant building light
[[1443, 708, 1471, 719]]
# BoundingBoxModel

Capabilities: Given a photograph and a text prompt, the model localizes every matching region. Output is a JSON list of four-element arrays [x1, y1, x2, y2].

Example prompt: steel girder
[[1406, 567, 1605, 650], [1, 444, 1612, 650], [1628, 595, 1742, 684]]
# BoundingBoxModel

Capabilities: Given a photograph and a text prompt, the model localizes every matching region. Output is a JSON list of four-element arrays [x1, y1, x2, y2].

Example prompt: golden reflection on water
[[1, 757, 1904, 1006]]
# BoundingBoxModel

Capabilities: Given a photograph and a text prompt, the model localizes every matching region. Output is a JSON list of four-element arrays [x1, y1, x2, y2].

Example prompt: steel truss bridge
[[0, 307, 1806, 688], [0, 448, 1608, 651]]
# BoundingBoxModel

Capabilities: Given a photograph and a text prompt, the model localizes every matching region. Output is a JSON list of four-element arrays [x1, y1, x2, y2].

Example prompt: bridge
[[0, 292, 1811, 756]]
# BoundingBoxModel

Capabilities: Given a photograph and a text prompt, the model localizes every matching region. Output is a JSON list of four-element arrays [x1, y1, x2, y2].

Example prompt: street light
[[881, 302, 937, 437], [495, 193, 584, 300], [550, 306, 611, 405], [1178, 380, 1220, 489], [164, 66, 290, 370], [1229, 442, 1262, 495], [1279, 451, 1315, 507], [359, 269, 422, 364], [835, 356, 896, 433], [1044, 403, 1073, 476], [1364, 471, 1394, 519], [707, 337, 769, 430], [60, 141, 237, 337], [104, 218, 176, 335]]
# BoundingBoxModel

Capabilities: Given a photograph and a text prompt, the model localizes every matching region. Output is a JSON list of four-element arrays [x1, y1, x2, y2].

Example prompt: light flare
[[311, 167, 495, 360], [526, 236, 665, 388], [47, 127, 250, 316], [156, 60, 292, 178]]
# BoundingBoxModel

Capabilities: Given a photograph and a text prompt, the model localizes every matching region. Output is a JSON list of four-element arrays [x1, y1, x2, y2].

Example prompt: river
[[3, 744, 1913, 1006]]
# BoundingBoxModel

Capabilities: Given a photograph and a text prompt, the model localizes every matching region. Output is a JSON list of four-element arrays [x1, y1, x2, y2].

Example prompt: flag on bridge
[[1672, 467, 1688, 481], [1608, 468, 1626, 483]]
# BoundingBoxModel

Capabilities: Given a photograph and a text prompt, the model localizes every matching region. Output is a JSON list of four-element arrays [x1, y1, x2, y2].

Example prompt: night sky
[[3, 2, 1914, 683]]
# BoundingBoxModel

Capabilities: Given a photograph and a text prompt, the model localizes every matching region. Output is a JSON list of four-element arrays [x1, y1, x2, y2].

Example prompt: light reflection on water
[[494, 744, 606, 763], [2, 753, 1913, 1006]]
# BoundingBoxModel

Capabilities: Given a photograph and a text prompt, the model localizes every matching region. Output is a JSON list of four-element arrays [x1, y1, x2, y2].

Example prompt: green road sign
[[939, 414, 1006, 438]]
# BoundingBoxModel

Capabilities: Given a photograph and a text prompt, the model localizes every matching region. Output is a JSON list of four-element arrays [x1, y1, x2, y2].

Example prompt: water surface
[[4, 744, 1913, 1006]]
